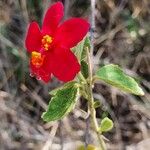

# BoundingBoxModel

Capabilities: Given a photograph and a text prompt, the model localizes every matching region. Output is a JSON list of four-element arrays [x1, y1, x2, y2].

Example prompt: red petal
[[49, 47, 80, 82], [55, 18, 90, 48], [42, 2, 64, 35], [30, 60, 51, 83], [25, 22, 42, 52], [30, 46, 80, 82]]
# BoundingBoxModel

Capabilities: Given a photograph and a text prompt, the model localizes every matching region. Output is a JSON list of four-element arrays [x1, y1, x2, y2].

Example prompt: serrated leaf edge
[[42, 84, 80, 122]]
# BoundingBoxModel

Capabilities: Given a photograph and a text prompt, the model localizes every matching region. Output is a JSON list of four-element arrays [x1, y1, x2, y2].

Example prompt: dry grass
[[0, 0, 150, 150]]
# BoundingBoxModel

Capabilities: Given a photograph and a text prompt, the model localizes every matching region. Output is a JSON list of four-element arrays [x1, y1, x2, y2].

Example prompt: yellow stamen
[[31, 51, 44, 68], [42, 35, 53, 51]]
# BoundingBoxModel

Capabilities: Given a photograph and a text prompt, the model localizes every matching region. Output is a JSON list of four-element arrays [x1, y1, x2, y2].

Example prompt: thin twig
[[85, 116, 90, 148], [59, 120, 64, 150], [86, 47, 106, 150], [42, 122, 58, 150]]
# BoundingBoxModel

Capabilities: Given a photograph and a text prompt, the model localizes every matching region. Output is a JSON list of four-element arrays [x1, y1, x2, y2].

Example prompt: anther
[[41, 35, 53, 51], [31, 51, 44, 68]]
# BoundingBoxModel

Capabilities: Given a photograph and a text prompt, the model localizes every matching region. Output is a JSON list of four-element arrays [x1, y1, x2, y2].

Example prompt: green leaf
[[72, 37, 86, 60], [72, 35, 91, 61], [99, 117, 113, 132], [42, 82, 79, 122], [96, 64, 144, 96], [81, 60, 89, 79], [84, 36, 91, 49], [94, 101, 101, 108], [77, 144, 98, 150], [81, 36, 91, 61], [49, 81, 77, 95]]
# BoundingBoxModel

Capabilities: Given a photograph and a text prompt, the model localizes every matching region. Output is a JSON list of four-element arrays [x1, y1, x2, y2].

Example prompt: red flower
[[25, 2, 90, 83]]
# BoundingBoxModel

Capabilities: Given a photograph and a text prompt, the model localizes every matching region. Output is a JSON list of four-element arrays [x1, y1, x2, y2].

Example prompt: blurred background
[[0, 0, 150, 149]]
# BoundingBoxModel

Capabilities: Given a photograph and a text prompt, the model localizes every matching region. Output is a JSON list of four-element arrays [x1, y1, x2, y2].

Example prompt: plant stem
[[86, 47, 106, 150], [78, 72, 87, 83]]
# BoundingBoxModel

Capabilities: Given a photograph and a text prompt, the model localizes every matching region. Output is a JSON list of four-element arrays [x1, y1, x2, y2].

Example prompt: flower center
[[31, 51, 44, 68], [41, 35, 53, 51]]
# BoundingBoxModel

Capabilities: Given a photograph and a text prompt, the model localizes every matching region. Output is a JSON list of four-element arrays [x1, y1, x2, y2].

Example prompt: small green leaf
[[77, 144, 98, 150], [81, 60, 89, 79], [72, 35, 91, 61], [94, 101, 101, 108], [96, 64, 144, 96], [100, 117, 113, 132], [42, 82, 79, 122], [81, 36, 91, 61], [84, 36, 91, 49], [72, 37, 86, 60]]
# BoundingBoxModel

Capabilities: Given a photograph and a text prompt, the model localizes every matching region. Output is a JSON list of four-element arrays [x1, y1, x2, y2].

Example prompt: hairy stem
[[86, 47, 106, 150]]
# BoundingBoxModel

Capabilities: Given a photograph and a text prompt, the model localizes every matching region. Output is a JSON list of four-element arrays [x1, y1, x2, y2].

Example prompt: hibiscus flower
[[25, 2, 90, 83]]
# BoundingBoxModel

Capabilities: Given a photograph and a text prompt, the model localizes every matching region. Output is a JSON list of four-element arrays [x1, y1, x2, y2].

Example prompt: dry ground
[[0, 0, 150, 150]]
